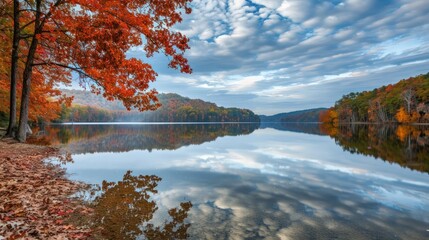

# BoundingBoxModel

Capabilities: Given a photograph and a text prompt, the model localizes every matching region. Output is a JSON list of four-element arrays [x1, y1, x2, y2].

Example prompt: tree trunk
[[6, 0, 20, 137], [402, 88, 414, 114], [16, 0, 41, 142]]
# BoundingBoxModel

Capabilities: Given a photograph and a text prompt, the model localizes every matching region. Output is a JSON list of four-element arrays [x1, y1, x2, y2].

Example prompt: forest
[[319, 73, 429, 124], [0, 0, 193, 142], [54, 91, 260, 123], [260, 108, 326, 123]]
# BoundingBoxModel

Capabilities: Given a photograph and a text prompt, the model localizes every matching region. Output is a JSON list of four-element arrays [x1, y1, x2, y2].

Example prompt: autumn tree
[[0, 1, 73, 138], [401, 88, 415, 114], [0, 1, 12, 129], [319, 108, 339, 126], [8, 0, 192, 142], [89, 171, 192, 239], [6, 0, 19, 137], [396, 107, 409, 123]]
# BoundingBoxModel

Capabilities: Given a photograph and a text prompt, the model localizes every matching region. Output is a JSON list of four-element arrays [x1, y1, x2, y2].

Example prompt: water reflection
[[82, 171, 192, 239], [55, 124, 429, 239], [320, 124, 429, 174], [175, 169, 429, 239], [260, 122, 324, 135], [43, 123, 429, 175], [43, 123, 259, 154]]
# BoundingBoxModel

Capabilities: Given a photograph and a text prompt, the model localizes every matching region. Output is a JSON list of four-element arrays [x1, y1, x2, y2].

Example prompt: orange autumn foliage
[[0, 1, 11, 101], [395, 107, 409, 123], [43, 0, 193, 111], [319, 108, 338, 126], [395, 107, 420, 123], [0, 3, 72, 122], [395, 125, 411, 142], [1, 0, 192, 125]]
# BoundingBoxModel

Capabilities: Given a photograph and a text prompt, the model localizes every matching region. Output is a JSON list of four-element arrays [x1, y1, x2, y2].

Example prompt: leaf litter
[[0, 138, 92, 239]]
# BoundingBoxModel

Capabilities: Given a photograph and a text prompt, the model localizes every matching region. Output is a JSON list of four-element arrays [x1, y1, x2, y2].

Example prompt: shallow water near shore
[[43, 122, 429, 239]]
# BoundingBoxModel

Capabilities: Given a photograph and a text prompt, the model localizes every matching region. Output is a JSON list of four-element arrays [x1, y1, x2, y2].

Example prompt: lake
[[42, 122, 429, 239]]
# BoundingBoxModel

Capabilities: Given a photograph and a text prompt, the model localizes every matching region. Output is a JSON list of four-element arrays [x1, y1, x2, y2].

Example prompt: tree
[[401, 88, 415, 114], [9, 0, 192, 142], [0, 1, 12, 129], [395, 107, 409, 123], [5, 0, 19, 137], [319, 108, 339, 126], [1, 1, 70, 131], [325, 73, 429, 124]]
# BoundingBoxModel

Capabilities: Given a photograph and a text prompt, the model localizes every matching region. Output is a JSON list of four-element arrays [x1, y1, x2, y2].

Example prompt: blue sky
[[128, 0, 429, 115]]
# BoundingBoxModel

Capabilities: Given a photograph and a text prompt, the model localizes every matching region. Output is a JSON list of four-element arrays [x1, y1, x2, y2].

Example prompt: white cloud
[[133, 0, 429, 114]]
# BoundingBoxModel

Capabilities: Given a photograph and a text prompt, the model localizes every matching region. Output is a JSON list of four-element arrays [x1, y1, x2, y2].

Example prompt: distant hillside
[[320, 72, 429, 124], [62, 89, 129, 111], [260, 108, 327, 123], [58, 90, 260, 122]]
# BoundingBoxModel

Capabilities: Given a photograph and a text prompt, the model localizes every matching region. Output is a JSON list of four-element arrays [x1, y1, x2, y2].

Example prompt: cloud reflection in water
[[47, 124, 429, 239]]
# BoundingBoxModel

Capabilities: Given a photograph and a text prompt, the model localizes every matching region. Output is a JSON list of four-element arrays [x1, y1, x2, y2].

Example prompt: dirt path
[[0, 137, 91, 239]]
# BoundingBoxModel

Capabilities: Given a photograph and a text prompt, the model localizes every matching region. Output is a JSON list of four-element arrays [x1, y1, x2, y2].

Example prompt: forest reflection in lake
[[44, 123, 259, 153], [319, 124, 429, 174], [44, 123, 429, 174], [45, 123, 429, 239], [74, 170, 192, 239]]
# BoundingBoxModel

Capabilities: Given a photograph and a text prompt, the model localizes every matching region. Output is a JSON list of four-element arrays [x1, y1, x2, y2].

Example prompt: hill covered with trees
[[56, 90, 260, 123], [320, 73, 429, 124], [260, 108, 326, 123]]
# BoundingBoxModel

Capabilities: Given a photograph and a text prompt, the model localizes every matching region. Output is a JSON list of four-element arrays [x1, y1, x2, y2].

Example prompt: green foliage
[[56, 91, 260, 123], [260, 108, 327, 122], [330, 72, 429, 123], [54, 104, 115, 122]]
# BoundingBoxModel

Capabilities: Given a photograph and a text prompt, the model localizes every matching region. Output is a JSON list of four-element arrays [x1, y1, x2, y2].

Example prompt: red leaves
[[1, 0, 192, 120], [52, 0, 193, 111], [0, 140, 91, 239]]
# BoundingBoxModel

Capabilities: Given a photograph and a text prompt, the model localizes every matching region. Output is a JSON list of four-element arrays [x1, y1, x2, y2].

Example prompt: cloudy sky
[[131, 0, 429, 115]]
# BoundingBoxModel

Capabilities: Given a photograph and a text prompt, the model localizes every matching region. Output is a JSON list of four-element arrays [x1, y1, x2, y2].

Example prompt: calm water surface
[[44, 123, 429, 239]]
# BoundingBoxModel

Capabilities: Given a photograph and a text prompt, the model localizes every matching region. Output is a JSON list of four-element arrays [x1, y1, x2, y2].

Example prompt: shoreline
[[0, 135, 91, 239], [332, 122, 429, 126]]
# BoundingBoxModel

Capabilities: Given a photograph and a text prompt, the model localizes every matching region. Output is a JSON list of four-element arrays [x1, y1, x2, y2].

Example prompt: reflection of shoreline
[[53, 123, 429, 239], [52, 121, 260, 125], [44, 123, 260, 154], [320, 124, 429, 174], [259, 122, 429, 174], [260, 122, 324, 136]]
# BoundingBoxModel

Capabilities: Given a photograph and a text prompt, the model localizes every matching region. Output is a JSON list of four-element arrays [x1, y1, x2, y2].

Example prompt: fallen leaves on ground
[[0, 138, 92, 239]]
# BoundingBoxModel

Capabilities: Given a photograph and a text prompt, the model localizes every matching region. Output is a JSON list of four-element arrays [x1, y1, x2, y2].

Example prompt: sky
[[129, 0, 429, 115]]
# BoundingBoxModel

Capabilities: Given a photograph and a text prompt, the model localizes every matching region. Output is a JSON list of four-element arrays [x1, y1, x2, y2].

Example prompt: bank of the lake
[[0, 135, 91, 239]]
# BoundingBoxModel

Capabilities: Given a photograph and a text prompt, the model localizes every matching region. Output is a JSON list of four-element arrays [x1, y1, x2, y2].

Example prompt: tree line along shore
[[319, 72, 429, 125]]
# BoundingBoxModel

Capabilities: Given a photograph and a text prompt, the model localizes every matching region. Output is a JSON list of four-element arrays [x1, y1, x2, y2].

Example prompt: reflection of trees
[[89, 171, 192, 240], [45, 123, 260, 154], [320, 124, 429, 173], [144, 201, 192, 240], [260, 122, 324, 135]]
